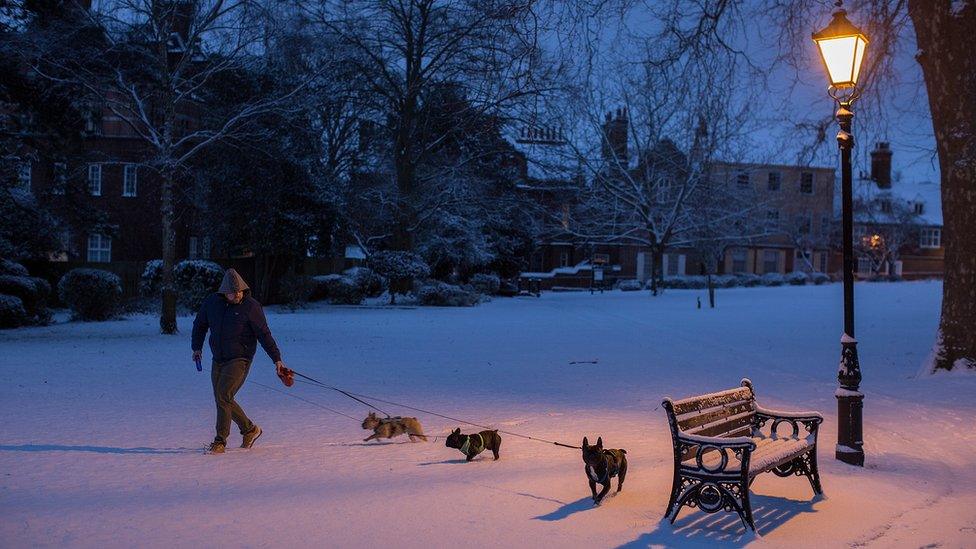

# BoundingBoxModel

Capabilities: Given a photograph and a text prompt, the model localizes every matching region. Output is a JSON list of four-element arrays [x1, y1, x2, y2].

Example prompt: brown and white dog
[[362, 412, 427, 442]]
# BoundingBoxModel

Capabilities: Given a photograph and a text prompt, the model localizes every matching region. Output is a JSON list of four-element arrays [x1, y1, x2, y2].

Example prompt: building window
[[123, 164, 138, 197], [201, 237, 211, 259], [736, 171, 750, 189], [920, 228, 941, 249], [17, 160, 31, 192], [731, 249, 747, 273], [820, 215, 830, 237], [800, 172, 814, 194], [88, 164, 102, 196], [767, 171, 781, 191], [857, 256, 873, 275], [87, 234, 111, 263], [189, 237, 199, 259], [797, 214, 812, 234], [763, 250, 779, 274], [559, 251, 569, 268], [818, 251, 827, 273], [880, 198, 892, 213], [913, 202, 924, 215], [766, 210, 780, 224]]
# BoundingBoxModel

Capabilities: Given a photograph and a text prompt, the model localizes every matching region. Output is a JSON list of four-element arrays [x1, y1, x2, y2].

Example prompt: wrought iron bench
[[662, 379, 823, 533]]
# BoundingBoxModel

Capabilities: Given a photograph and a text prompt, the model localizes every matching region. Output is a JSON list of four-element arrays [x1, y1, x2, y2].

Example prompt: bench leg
[[664, 471, 688, 521], [804, 448, 824, 496], [739, 479, 757, 533]]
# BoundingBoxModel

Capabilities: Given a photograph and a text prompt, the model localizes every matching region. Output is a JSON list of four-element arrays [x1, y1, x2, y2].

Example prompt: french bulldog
[[445, 428, 502, 461], [582, 436, 627, 505], [362, 412, 427, 442]]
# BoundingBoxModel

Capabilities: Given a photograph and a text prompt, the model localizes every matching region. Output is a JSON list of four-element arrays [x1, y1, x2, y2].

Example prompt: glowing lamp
[[812, 7, 869, 89]]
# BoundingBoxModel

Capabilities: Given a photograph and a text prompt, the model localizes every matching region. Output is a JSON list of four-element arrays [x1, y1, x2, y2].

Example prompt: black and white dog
[[445, 428, 502, 461], [582, 436, 628, 505]]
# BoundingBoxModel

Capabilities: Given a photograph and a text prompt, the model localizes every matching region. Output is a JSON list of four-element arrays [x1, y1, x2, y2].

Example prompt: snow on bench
[[662, 378, 824, 534]]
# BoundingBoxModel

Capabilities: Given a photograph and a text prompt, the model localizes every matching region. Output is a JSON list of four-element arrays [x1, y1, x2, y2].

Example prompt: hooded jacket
[[191, 269, 282, 363]]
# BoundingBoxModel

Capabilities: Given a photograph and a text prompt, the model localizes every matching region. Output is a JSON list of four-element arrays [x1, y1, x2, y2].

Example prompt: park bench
[[662, 379, 823, 533]]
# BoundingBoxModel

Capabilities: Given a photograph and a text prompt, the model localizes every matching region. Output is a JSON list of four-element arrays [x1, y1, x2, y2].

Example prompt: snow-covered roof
[[509, 128, 580, 185], [848, 179, 942, 226]]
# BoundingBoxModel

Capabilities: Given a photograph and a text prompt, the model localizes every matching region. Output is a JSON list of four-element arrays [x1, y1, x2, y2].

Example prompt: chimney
[[870, 142, 892, 189], [601, 108, 629, 169]]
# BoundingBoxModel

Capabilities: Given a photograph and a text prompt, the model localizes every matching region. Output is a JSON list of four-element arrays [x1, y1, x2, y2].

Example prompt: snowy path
[[2, 281, 975, 548]]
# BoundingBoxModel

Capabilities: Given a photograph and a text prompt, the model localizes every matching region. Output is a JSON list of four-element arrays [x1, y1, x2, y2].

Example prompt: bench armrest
[[754, 406, 823, 440], [755, 406, 823, 422], [675, 432, 756, 476]]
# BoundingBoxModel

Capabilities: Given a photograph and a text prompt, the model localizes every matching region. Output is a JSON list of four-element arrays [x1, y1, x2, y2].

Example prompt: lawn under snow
[[2, 281, 975, 548]]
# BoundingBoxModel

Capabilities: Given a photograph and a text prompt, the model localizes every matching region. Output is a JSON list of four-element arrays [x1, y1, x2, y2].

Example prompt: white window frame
[[731, 249, 748, 273], [88, 164, 102, 196], [189, 236, 199, 259], [920, 228, 941, 249], [763, 250, 779, 274], [201, 237, 211, 259], [857, 256, 873, 275], [53, 162, 67, 195], [87, 234, 111, 263], [123, 164, 138, 197], [558, 251, 569, 268]]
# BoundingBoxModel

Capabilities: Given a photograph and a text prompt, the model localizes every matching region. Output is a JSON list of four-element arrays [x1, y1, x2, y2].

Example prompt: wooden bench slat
[[677, 400, 756, 431], [683, 409, 756, 436], [688, 414, 755, 439], [671, 386, 754, 415]]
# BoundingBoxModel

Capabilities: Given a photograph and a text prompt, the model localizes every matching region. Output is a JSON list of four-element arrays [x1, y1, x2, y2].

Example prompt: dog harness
[[459, 433, 485, 455], [588, 451, 621, 484]]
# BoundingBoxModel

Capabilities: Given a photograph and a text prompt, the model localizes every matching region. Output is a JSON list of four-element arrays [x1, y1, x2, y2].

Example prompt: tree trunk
[[909, 2, 976, 370], [159, 170, 178, 334], [707, 273, 715, 308], [649, 245, 664, 296]]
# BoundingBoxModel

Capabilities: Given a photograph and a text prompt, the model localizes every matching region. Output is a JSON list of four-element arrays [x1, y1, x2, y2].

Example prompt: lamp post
[[813, 0, 869, 467]]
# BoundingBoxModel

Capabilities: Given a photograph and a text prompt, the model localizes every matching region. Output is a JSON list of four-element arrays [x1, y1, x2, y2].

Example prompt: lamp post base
[[836, 334, 864, 466]]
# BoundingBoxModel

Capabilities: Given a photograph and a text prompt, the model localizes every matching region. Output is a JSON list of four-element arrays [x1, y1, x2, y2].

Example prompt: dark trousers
[[211, 358, 254, 441]]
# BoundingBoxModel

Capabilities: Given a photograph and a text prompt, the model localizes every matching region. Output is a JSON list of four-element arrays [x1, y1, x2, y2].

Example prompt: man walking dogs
[[192, 268, 288, 454]]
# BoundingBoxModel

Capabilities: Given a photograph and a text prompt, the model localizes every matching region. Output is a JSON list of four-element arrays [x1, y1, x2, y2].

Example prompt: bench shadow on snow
[[616, 494, 818, 548], [0, 444, 193, 455]]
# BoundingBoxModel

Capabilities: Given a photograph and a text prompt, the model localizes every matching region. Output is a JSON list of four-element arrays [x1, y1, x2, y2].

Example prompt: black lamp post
[[812, 1, 869, 467]]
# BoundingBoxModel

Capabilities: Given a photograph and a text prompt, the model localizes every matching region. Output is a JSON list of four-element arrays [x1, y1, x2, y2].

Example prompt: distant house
[[843, 142, 943, 279]]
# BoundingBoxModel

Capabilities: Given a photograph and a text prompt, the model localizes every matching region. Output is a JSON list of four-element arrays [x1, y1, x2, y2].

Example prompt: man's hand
[[192, 350, 203, 362], [275, 361, 294, 387]]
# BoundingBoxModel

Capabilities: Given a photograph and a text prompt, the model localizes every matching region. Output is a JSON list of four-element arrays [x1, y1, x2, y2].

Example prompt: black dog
[[582, 436, 628, 505], [445, 428, 501, 461]]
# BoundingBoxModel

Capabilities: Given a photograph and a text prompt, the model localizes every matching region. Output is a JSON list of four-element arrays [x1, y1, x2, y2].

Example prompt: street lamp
[[813, 0, 869, 467]]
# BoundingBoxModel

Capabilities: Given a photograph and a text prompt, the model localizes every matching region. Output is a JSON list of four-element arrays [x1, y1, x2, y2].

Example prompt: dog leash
[[285, 367, 582, 450]]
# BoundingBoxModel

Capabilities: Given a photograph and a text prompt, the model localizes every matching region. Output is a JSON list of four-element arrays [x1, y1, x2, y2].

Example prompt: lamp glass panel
[[817, 36, 858, 85], [851, 36, 867, 84]]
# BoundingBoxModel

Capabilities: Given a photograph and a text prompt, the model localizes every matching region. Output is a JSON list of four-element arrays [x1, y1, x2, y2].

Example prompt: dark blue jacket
[[191, 292, 281, 363]]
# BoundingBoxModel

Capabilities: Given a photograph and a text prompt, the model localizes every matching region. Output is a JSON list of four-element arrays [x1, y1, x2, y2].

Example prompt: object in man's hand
[[195, 358, 203, 372], [277, 366, 294, 387]]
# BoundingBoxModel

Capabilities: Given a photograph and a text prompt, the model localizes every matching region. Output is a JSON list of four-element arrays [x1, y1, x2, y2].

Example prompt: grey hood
[[218, 268, 250, 294]]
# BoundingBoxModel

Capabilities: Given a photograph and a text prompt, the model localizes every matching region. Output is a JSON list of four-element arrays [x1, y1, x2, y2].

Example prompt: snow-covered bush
[[173, 260, 223, 309], [0, 259, 29, 277], [0, 294, 28, 328], [139, 259, 163, 297], [617, 279, 642, 291], [369, 251, 430, 304], [347, 267, 386, 298], [761, 272, 786, 286], [0, 275, 50, 324], [58, 268, 122, 320], [415, 280, 481, 307], [786, 271, 809, 286], [470, 273, 501, 295], [323, 275, 364, 305], [142, 260, 223, 308], [663, 275, 707, 289], [735, 273, 762, 287], [713, 274, 739, 288], [811, 272, 831, 285]]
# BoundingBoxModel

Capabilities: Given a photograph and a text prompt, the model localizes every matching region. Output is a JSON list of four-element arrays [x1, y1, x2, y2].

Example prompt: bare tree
[[851, 185, 923, 276], [303, 0, 555, 251], [29, 0, 313, 333]]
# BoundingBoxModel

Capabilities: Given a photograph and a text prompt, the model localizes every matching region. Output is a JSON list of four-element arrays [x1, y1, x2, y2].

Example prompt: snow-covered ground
[[2, 281, 975, 548]]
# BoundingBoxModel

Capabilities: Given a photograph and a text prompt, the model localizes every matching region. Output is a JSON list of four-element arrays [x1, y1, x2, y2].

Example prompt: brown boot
[[241, 425, 262, 449], [207, 438, 226, 454]]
